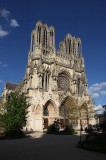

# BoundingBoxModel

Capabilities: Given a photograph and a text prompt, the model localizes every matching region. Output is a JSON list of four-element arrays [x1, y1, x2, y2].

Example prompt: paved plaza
[[0, 132, 106, 160]]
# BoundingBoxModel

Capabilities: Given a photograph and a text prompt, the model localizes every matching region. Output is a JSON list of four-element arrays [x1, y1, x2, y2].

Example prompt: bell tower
[[30, 20, 55, 55]]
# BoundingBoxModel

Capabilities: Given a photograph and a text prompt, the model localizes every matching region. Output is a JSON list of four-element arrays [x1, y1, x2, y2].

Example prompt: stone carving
[[1, 21, 95, 131]]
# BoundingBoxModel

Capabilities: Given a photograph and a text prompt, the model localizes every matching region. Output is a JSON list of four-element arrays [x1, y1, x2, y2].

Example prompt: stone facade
[[1, 21, 95, 131]]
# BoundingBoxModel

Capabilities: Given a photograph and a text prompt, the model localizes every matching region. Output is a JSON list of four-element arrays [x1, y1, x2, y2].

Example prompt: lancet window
[[68, 39, 71, 54], [66, 38, 71, 54], [32, 35, 34, 51], [50, 31, 53, 47], [42, 71, 49, 91], [77, 78, 80, 95], [43, 29, 47, 48], [37, 26, 41, 44]]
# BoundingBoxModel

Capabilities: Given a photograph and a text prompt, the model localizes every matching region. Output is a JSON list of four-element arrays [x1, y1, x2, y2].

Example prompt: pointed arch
[[59, 96, 78, 118], [35, 104, 42, 116], [57, 70, 71, 91], [32, 34, 35, 51], [37, 25, 41, 44], [43, 99, 57, 117], [58, 70, 72, 80], [43, 28, 47, 48]]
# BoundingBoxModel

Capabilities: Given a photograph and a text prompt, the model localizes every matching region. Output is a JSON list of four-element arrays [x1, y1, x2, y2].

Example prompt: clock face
[[57, 75, 69, 91]]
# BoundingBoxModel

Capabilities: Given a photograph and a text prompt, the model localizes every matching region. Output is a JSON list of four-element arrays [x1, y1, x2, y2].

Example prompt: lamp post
[[80, 112, 82, 142], [103, 105, 106, 111], [102, 105, 106, 117]]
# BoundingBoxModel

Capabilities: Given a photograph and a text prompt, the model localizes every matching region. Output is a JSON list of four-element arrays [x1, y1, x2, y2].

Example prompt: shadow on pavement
[[0, 132, 105, 160]]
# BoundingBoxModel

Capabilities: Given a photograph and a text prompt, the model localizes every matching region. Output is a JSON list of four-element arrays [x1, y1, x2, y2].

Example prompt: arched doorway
[[43, 100, 57, 129], [59, 96, 78, 128]]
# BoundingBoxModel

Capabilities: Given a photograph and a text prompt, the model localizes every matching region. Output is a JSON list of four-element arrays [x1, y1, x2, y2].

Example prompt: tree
[[0, 97, 4, 111], [60, 97, 94, 141], [59, 97, 79, 126], [80, 100, 94, 128], [99, 105, 106, 132], [0, 91, 30, 138]]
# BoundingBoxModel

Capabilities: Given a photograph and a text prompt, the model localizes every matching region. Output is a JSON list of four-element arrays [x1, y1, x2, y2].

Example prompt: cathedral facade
[[1, 21, 95, 131]]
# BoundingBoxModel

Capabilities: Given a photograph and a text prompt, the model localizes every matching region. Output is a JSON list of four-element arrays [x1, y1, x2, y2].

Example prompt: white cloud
[[92, 83, 100, 87], [95, 104, 105, 115], [2, 64, 8, 67], [0, 61, 8, 67], [0, 25, 9, 38], [91, 93, 99, 98], [100, 91, 106, 96], [101, 82, 106, 87], [0, 80, 3, 83], [88, 82, 106, 99], [0, 9, 19, 38], [10, 19, 19, 27], [0, 8, 10, 20]]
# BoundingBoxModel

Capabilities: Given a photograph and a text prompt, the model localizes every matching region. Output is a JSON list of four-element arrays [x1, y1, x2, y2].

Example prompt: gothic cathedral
[[1, 21, 95, 131]]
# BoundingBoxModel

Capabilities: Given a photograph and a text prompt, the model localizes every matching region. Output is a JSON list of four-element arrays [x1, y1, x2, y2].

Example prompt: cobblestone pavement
[[0, 132, 106, 160]]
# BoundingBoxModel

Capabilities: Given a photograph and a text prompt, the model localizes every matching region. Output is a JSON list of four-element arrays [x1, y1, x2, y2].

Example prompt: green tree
[[80, 100, 94, 128], [0, 91, 30, 138]]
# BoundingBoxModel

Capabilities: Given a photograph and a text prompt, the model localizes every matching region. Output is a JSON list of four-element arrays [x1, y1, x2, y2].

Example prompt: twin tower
[[30, 20, 82, 57], [20, 21, 93, 131], [1, 20, 95, 131]]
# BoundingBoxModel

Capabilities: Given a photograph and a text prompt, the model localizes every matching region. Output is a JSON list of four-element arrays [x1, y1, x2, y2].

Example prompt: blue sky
[[0, 0, 106, 113]]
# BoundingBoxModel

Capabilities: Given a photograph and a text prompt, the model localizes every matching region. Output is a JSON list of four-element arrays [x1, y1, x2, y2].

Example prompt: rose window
[[57, 75, 69, 91]]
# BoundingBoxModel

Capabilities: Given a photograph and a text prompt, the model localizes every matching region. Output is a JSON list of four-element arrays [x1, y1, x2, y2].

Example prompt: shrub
[[47, 120, 60, 134], [100, 120, 106, 132], [85, 125, 94, 134], [64, 124, 76, 135], [47, 121, 77, 135], [79, 140, 106, 153], [5, 129, 26, 139]]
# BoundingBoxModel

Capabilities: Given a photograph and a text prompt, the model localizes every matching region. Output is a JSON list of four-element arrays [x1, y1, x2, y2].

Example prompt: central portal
[[43, 100, 58, 128]]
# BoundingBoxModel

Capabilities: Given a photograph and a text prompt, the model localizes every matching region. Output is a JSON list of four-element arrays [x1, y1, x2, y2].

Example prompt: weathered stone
[[1, 21, 95, 131]]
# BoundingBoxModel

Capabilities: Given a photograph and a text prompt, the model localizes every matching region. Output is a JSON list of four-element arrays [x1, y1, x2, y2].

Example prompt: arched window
[[37, 26, 41, 44], [78, 42, 81, 56], [78, 78, 80, 95], [32, 35, 34, 51], [42, 72, 49, 91], [50, 31, 53, 47], [43, 105, 49, 116], [43, 29, 47, 48], [66, 38, 71, 54], [68, 39, 71, 54]]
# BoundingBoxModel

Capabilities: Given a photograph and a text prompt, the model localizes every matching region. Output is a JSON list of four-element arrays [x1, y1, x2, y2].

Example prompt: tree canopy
[[0, 91, 30, 132]]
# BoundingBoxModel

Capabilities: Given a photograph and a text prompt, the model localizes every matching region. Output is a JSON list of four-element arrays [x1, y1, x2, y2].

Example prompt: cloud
[[10, 19, 19, 27], [101, 82, 106, 87], [0, 61, 8, 67], [0, 80, 3, 83], [0, 25, 9, 38], [100, 91, 106, 96], [0, 8, 10, 21], [2, 64, 8, 67], [95, 104, 105, 115], [91, 93, 99, 98], [0, 9, 19, 38], [88, 82, 106, 99], [92, 83, 100, 87]]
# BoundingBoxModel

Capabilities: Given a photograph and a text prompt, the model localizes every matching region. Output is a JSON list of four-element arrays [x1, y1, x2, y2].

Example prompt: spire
[[80, 44, 82, 57]]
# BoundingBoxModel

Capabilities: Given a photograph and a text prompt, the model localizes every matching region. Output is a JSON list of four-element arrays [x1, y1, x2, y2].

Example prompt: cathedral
[[1, 21, 95, 131]]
